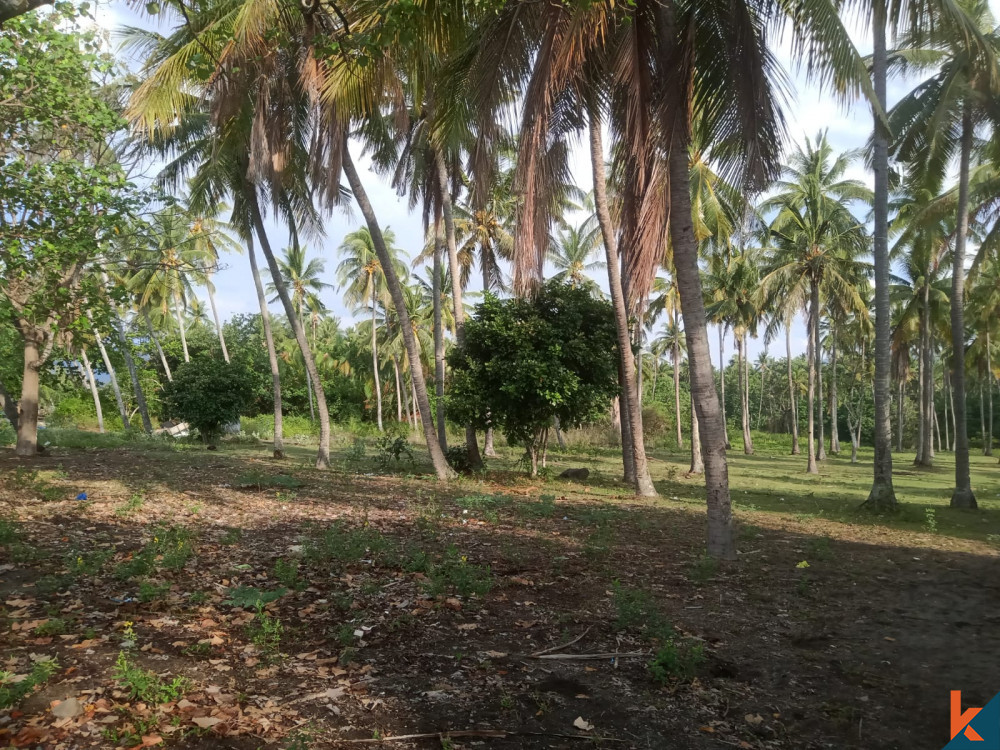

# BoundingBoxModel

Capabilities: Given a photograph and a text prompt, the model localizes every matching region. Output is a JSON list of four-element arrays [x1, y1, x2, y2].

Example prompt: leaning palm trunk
[[343, 140, 453, 480], [865, 0, 897, 509], [206, 277, 230, 363], [435, 149, 483, 468], [589, 107, 655, 497], [80, 348, 104, 433], [667, 142, 733, 558], [392, 354, 403, 424], [143, 310, 172, 382], [247, 235, 284, 458], [786, 321, 800, 454], [949, 103, 976, 508], [173, 290, 190, 363], [370, 286, 382, 431], [246, 185, 330, 469], [806, 279, 819, 474], [89, 316, 128, 430], [432, 222, 448, 453]]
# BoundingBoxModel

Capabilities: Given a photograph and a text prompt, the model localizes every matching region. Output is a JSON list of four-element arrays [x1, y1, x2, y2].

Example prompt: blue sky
[[95, 0, 1000, 367]]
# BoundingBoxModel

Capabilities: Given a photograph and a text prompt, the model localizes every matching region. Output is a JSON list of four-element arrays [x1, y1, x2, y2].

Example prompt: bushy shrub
[[445, 445, 474, 474], [161, 357, 253, 446], [49, 395, 98, 428]]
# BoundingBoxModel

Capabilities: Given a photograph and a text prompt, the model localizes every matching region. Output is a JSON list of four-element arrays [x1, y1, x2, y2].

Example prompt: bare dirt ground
[[1, 442, 998, 750]]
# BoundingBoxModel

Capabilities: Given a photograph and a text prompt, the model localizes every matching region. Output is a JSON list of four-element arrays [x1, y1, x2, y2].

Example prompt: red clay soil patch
[[0, 447, 997, 749]]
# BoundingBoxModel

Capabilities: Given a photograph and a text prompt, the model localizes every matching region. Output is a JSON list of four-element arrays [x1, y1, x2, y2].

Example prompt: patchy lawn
[[1, 434, 998, 749]]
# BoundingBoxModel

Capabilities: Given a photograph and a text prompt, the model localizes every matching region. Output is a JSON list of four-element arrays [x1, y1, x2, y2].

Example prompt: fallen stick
[[341, 729, 627, 744], [530, 626, 591, 657], [531, 651, 646, 660]]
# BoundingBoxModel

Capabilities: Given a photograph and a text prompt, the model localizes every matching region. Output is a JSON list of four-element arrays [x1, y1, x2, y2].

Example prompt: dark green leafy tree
[[0, 9, 136, 456], [448, 282, 619, 476], [161, 357, 252, 447]]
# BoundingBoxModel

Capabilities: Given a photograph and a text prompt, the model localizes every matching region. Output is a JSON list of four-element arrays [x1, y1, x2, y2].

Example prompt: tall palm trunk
[[81, 348, 104, 433], [482, 248, 498, 457], [830, 331, 840, 453], [110, 310, 152, 434], [943, 365, 950, 451], [246, 184, 330, 469], [206, 277, 230, 363], [866, 0, 897, 509], [917, 283, 934, 466], [432, 221, 447, 453], [786, 321, 800, 454], [14, 336, 41, 456], [806, 279, 819, 474], [370, 285, 382, 431], [986, 330, 993, 456], [816, 321, 826, 461], [143, 310, 172, 382], [300, 299, 315, 423], [950, 102, 976, 508], [737, 333, 753, 454], [392, 354, 403, 424], [399, 356, 411, 427], [589, 107, 655, 497], [173, 289, 190, 363], [89, 318, 128, 430], [247, 235, 284, 458], [719, 326, 730, 448], [897, 380, 905, 452], [667, 140, 733, 557], [673, 336, 683, 448], [343, 140, 453, 479], [435, 149, 483, 468]]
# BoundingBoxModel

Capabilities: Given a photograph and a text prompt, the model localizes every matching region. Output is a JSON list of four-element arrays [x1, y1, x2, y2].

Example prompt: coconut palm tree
[[548, 223, 604, 292], [887, 0, 1000, 507], [185, 201, 241, 363]]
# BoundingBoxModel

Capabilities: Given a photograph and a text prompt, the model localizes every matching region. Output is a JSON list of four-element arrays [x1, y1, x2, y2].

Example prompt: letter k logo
[[953, 691, 985, 741]]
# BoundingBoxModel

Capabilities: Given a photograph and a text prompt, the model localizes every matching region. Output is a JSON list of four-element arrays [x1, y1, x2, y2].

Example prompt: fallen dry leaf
[[573, 716, 594, 732]]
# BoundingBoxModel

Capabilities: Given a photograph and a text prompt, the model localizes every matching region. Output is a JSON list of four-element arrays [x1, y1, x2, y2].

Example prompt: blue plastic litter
[[75, 492, 88, 501]]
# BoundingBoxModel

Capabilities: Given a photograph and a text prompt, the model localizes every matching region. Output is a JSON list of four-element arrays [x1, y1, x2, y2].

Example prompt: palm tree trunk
[[816, 320, 826, 461], [719, 326, 730, 449], [300, 300, 316, 424], [392, 354, 403, 424], [173, 289, 190, 363], [667, 138, 733, 557], [830, 332, 840, 453], [432, 219, 448, 454], [866, 0, 897, 509], [80, 348, 104, 433], [673, 338, 683, 449], [206, 277, 230, 363], [917, 284, 934, 465], [943, 365, 950, 451], [806, 279, 819, 474], [980, 378, 987, 453], [410, 369, 419, 428], [110, 309, 152, 435], [689, 384, 704, 475], [897, 380, 905, 452], [400, 357, 412, 427], [949, 368, 957, 451], [986, 330, 993, 456], [738, 333, 752, 454], [949, 102, 976, 508], [343, 140, 453, 479], [787, 320, 800, 454], [589, 106, 655, 497], [435, 149, 483, 469], [143, 310, 172, 382], [246, 184, 330, 469], [89, 318, 128, 430], [636, 320, 645, 405], [933, 389, 942, 453], [370, 285, 383, 431], [247, 235, 284, 458], [481, 244, 498, 458], [650, 354, 659, 403]]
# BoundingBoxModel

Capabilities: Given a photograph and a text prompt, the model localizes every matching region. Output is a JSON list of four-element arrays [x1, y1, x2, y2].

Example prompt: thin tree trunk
[[392, 354, 403, 424], [943, 365, 950, 451], [246, 183, 330, 469], [435, 149, 483, 469], [343, 140, 453, 479], [986, 330, 993, 456], [719, 326, 730, 449], [897, 380, 905, 452], [554, 416, 567, 450], [206, 278, 230, 363], [301, 299, 315, 423], [980, 378, 987, 453], [934, 379, 943, 454], [816, 318, 826, 461], [109, 308, 152, 435], [866, 0, 897, 509], [928, 342, 937, 459], [15, 336, 41, 456], [247, 235, 284, 458], [90, 319, 128, 430], [410, 370, 419, 428], [143, 310, 172, 382], [81, 348, 104, 433], [830, 332, 840, 453], [0, 376, 19, 433], [806, 278, 819, 474], [950, 102, 976, 508], [651, 355, 659, 404], [371, 285, 382, 431], [589, 106, 655, 496], [737, 333, 752, 454], [433, 219, 448, 454], [949, 368, 957, 451], [174, 290, 190, 363], [673, 338, 683, 448], [787, 320, 800, 454], [689, 385, 704, 475], [915, 291, 928, 465], [481, 242, 498, 458], [667, 136, 733, 557], [636, 319, 645, 406], [919, 284, 935, 465]]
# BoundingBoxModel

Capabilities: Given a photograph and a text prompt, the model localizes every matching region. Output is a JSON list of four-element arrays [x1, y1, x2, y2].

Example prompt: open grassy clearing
[[1, 430, 998, 749]]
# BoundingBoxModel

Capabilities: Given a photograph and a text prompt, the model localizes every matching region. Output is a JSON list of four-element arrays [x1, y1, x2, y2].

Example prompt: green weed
[[113, 652, 189, 704], [0, 659, 58, 709], [425, 546, 493, 598]]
